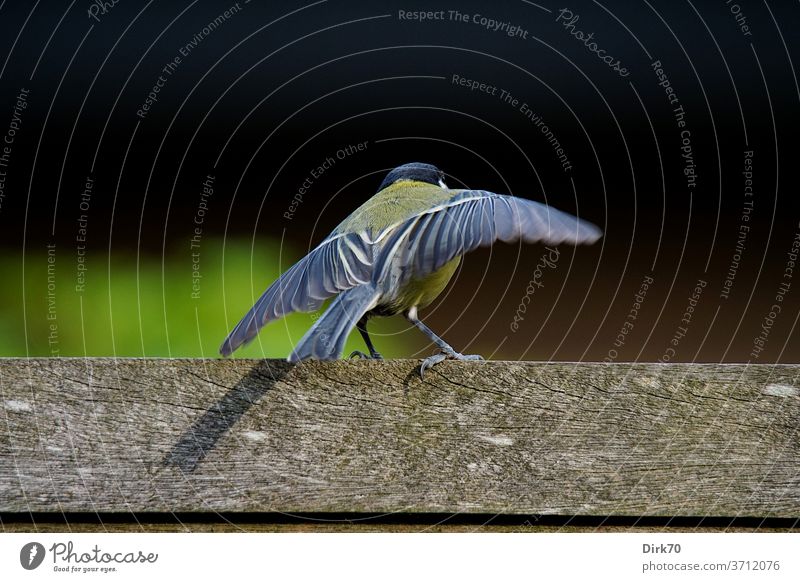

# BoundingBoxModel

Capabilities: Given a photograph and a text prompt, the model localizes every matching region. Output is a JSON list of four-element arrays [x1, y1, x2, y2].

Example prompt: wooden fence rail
[[1, 358, 799, 518]]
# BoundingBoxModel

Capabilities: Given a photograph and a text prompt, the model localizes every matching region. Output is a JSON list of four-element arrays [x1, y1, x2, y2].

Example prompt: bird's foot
[[349, 350, 384, 360], [419, 350, 484, 378]]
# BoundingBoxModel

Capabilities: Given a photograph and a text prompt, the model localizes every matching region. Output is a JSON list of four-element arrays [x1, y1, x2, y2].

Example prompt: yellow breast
[[375, 256, 460, 316]]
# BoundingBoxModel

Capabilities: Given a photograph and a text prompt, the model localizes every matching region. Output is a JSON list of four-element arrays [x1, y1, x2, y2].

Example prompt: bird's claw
[[418, 350, 484, 378], [455, 353, 484, 361], [419, 352, 448, 378], [349, 350, 383, 360]]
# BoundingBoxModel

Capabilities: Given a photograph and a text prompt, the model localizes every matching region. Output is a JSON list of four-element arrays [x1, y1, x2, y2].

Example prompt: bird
[[220, 162, 602, 376]]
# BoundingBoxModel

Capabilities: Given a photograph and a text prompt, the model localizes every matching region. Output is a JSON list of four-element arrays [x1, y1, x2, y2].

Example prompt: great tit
[[220, 162, 602, 375]]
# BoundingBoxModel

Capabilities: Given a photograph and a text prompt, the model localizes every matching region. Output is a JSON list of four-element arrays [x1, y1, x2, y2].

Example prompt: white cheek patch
[[438, 179, 448, 189]]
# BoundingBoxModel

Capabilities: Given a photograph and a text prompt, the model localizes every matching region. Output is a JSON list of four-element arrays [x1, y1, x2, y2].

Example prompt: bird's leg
[[349, 315, 384, 360], [403, 307, 483, 377]]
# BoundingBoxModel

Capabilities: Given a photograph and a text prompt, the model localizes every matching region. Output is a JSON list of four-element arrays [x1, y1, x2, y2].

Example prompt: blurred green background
[[0, 238, 413, 358]]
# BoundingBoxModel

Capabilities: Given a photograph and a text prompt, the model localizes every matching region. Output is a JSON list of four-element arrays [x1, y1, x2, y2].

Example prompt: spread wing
[[219, 231, 374, 356], [221, 189, 602, 356], [374, 190, 602, 283]]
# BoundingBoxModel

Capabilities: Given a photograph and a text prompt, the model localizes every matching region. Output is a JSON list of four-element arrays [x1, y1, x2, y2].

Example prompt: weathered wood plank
[[1, 359, 798, 516], [4, 522, 793, 533]]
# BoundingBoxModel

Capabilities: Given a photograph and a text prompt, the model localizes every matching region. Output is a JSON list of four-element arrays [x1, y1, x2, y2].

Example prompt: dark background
[[0, 0, 798, 362]]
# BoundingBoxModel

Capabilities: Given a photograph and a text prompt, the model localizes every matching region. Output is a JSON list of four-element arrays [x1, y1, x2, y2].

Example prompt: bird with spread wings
[[220, 162, 601, 375]]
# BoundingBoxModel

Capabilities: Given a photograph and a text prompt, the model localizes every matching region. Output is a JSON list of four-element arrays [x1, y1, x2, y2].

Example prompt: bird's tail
[[288, 283, 380, 362]]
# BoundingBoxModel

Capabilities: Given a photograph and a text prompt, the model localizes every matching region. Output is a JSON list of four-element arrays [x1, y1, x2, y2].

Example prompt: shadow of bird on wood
[[163, 360, 292, 473]]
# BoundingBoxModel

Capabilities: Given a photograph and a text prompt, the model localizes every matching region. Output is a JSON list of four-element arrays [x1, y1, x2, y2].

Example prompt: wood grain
[[1, 358, 799, 516]]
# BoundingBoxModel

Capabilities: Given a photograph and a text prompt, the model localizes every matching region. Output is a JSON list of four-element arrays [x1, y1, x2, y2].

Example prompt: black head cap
[[378, 162, 446, 191]]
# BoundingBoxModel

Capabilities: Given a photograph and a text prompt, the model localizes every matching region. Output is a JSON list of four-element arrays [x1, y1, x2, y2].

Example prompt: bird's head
[[378, 162, 447, 191]]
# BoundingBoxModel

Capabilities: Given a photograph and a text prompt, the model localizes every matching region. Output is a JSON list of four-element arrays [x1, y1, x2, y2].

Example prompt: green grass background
[[0, 238, 412, 358]]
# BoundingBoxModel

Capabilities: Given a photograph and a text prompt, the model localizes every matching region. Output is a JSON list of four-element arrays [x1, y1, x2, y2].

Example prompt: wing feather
[[393, 189, 601, 281], [220, 231, 373, 356]]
